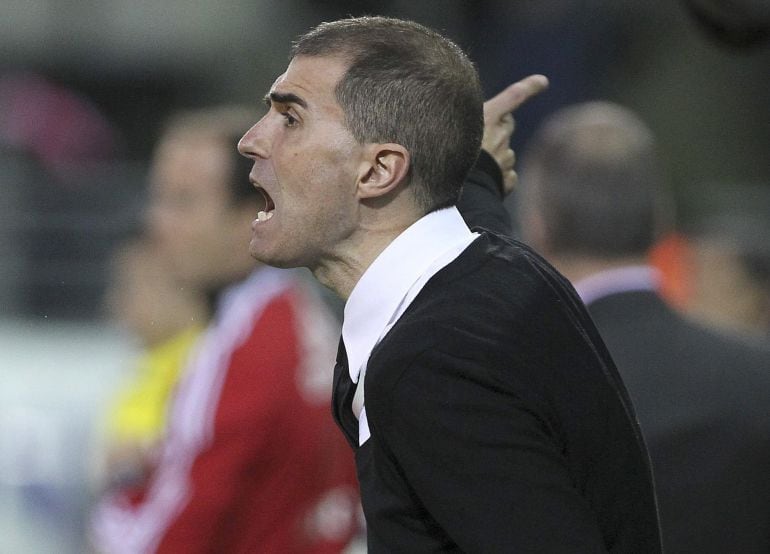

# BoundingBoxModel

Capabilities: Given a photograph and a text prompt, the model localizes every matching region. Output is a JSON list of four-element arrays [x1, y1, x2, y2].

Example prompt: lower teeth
[[257, 211, 274, 222]]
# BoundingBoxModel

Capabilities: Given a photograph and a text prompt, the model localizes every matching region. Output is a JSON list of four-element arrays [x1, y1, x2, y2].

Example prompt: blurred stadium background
[[1, 1, 768, 551]]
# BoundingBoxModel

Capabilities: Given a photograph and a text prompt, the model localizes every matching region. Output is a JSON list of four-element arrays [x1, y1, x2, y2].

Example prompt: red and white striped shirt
[[91, 268, 358, 553]]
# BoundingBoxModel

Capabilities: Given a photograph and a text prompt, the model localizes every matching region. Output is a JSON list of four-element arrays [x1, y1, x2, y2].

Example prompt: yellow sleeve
[[107, 326, 203, 444]]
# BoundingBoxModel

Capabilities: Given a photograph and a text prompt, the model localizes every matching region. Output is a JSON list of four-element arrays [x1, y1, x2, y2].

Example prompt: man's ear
[[357, 143, 410, 200]]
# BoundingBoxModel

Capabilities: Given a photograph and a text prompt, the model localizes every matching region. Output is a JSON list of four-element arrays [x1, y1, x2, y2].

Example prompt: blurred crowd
[[1, 1, 769, 553]]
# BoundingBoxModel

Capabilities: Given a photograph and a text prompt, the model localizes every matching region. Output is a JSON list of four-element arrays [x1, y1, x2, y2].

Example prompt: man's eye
[[283, 113, 298, 127]]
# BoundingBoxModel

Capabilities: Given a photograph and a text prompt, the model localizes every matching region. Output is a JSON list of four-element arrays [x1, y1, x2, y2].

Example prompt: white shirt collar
[[574, 265, 661, 306], [342, 207, 477, 384]]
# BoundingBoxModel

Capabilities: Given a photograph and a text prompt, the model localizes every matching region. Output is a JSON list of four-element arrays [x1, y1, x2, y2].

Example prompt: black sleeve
[[457, 149, 512, 236]]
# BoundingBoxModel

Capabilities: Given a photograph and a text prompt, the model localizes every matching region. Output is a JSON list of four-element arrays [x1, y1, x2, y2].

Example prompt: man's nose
[[238, 119, 269, 160]]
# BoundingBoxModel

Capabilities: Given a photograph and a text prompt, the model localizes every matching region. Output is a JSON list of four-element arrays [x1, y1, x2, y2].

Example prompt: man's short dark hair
[[161, 106, 258, 207], [519, 102, 671, 259], [291, 16, 484, 213]]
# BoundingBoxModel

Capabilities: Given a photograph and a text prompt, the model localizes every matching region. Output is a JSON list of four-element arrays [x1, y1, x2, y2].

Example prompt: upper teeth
[[257, 211, 274, 222]]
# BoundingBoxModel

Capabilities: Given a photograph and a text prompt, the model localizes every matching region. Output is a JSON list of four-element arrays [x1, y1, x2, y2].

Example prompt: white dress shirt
[[342, 207, 479, 445]]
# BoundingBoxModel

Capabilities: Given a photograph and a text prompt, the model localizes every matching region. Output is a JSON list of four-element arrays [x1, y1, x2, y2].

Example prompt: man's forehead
[[267, 55, 349, 100], [152, 135, 230, 183], [269, 72, 287, 91]]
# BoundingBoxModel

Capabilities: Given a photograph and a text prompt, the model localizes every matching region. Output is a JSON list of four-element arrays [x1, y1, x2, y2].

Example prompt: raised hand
[[482, 74, 549, 195]]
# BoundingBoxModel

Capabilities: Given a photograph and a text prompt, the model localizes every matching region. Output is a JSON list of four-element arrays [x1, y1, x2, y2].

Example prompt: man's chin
[[249, 242, 291, 269]]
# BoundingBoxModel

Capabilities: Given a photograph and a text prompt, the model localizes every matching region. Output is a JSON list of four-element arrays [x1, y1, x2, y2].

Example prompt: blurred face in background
[[147, 131, 257, 290], [105, 241, 208, 346]]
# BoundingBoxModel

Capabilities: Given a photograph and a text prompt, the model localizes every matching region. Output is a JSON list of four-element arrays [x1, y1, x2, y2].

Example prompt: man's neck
[[312, 225, 411, 301], [312, 193, 427, 300], [198, 259, 262, 310]]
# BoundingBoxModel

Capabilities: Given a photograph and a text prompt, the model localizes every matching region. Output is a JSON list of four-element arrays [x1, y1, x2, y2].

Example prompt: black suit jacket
[[338, 229, 661, 552], [587, 290, 770, 553]]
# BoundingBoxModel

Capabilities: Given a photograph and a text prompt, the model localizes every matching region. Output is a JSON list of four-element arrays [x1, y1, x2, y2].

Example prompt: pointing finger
[[484, 74, 549, 122]]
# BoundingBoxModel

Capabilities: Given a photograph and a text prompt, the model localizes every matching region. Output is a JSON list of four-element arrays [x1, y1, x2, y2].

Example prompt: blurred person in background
[[90, 107, 358, 553], [686, 214, 770, 338], [518, 100, 770, 554], [98, 237, 208, 492]]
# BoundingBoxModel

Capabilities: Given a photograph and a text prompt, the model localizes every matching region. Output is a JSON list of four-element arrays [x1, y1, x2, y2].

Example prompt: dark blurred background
[[1, 0, 769, 320], [0, 1, 768, 552]]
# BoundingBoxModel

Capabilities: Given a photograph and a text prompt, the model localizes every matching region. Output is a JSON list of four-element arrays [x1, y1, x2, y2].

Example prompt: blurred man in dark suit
[[518, 101, 770, 554]]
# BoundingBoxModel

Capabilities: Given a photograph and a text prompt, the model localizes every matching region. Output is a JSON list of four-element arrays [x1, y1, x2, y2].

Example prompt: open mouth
[[255, 187, 275, 222]]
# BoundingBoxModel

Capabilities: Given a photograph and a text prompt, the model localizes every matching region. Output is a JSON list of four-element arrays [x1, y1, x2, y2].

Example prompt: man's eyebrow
[[264, 91, 308, 109]]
